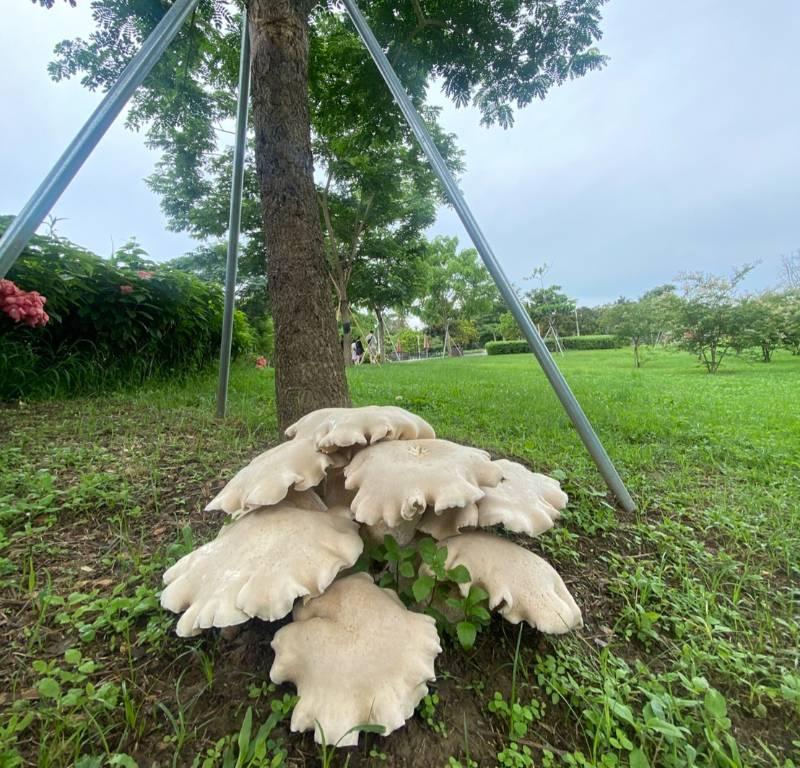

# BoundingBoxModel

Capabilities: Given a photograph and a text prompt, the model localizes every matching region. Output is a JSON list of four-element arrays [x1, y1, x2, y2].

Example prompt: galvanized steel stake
[[215, 13, 251, 418], [0, 0, 202, 277], [340, 0, 636, 512]]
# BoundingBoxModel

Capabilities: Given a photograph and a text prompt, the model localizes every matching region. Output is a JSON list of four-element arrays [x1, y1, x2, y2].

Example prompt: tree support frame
[[0, 0, 636, 512]]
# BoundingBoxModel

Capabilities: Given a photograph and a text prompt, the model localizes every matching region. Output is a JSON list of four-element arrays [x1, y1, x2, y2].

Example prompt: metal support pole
[[0, 0, 202, 278], [215, 13, 251, 419], [341, 0, 636, 512]]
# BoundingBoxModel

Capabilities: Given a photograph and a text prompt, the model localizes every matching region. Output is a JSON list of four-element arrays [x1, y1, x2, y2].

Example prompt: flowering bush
[[0, 217, 253, 400], [0, 279, 49, 327]]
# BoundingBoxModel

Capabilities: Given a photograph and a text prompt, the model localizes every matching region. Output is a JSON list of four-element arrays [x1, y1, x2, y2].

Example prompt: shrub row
[[485, 335, 623, 355], [1, 221, 253, 400]]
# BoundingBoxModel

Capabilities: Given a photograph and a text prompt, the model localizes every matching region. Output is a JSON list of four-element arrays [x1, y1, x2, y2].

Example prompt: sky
[[1, 1, 799, 306]]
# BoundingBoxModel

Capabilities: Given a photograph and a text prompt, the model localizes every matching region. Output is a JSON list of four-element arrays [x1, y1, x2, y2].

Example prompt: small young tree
[[672, 266, 753, 373], [419, 238, 496, 355], [523, 264, 575, 336], [780, 250, 800, 290], [733, 293, 786, 362], [498, 311, 523, 341], [575, 305, 602, 336], [600, 299, 650, 367], [777, 291, 800, 355]]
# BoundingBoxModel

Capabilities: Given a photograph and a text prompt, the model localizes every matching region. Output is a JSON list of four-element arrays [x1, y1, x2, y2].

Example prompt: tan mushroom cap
[[285, 405, 435, 452], [205, 438, 346, 519], [345, 439, 503, 528], [418, 459, 567, 540], [439, 532, 582, 634], [160, 504, 363, 637], [270, 573, 441, 747]]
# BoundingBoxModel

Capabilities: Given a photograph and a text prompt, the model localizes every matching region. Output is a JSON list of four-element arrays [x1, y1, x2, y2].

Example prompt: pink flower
[[255, 356, 268, 369], [136, 270, 154, 279], [120, 284, 134, 295], [0, 279, 49, 327]]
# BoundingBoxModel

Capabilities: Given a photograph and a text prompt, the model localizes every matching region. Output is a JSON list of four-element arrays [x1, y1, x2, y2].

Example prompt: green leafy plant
[[1, 218, 253, 400], [417, 693, 447, 736], [365, 535, 491, 650], [191, 699, 295, 768]]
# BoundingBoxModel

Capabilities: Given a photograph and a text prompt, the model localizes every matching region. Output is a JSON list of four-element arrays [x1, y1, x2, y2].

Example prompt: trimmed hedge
[[486, 335, 623, 355], [1, 221, 253, 400]]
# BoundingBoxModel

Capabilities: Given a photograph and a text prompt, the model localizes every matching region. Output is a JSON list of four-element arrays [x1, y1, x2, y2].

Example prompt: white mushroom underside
[[270, 573, 442, 746], [205, 438, 345, 519], [439, 532, 583, 634], [285, 405, 436, 452], [345, 439, 504, 527], [161, 505, 363, 636]]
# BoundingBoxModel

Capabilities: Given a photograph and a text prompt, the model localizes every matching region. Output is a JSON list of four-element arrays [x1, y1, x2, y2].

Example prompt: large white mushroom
[[206, 438, 346, 519], [162, 405, 585, 749], [161, 503, 363, 636], [418, 458, 567, 540], [345, 439, 503, 527], [438, 532, 582, 634], [270, 573, 442, 746], [285, 405, 435, 452]]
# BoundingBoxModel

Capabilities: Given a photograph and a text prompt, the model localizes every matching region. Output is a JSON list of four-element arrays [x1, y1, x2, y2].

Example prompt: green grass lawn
[[1, 348, 798, 767]]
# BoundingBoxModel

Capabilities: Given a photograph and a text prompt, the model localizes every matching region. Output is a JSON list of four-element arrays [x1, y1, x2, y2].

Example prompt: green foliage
[[191, 701, 294, 768], [419, 237, 500, 350], [417, 693, 447, 736], [670, 266, 754, 373], [498, 311, 523, 340], [523, 284, 576, 330], [600, 293, 674, 367], [485, 335, 621, 354], [0, 220, 252, 400], [364, 535, 491, 651], [733, 292, 789, 362]]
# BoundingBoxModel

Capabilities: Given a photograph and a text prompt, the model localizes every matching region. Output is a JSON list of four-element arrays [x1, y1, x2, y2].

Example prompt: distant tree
[[601, 298, 654, 367], [672, 266, 754, 373], [780, 250, 800, 289], [780, 291, 800, 355], [498, 311, 523, 341], [574, 305, 601, 336], [524, 285, 576, 336], [733, 293, 786, 362], [349, 232, 428, 362], [418, 237, 495, 355]]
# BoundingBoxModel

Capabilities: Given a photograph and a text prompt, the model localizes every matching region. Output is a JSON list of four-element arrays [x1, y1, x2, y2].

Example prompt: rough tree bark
[[248, 0, 350, 431]]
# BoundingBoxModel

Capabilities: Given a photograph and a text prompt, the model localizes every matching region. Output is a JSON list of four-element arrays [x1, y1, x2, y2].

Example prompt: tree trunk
[[248, 0, 349, 431], [341, 298, 352, 368], [374, 307, 385, 362]]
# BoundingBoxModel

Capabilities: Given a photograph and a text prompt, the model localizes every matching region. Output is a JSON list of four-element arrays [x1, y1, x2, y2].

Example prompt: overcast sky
[[2, 1, 798, 305]]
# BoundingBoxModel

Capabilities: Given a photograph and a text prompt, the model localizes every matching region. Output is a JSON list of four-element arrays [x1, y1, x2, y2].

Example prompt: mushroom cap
[[418, 459, 567, 540], [479, 459, 567, 532], [439, 532, 582, 634], [270, 573, 441, 747], [161, 504, 363, 637], [285, 406, 435, 452], [205, 438, 345, 519], [344, 439, 503, 528]]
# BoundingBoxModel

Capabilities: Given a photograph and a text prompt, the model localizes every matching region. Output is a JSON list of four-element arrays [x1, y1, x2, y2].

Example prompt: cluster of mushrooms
[[160, 406, 582, 746]]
